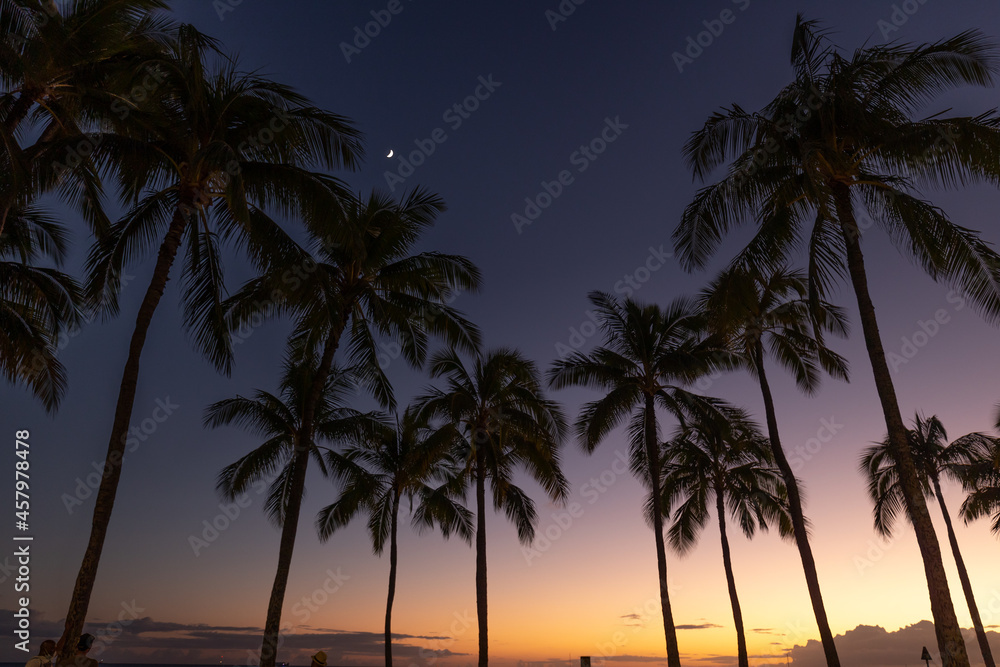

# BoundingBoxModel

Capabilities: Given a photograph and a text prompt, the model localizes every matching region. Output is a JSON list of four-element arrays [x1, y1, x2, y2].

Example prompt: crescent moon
[[387, 149, 394, 158]]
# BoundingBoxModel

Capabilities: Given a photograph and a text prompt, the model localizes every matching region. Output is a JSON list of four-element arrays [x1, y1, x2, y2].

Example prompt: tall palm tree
[[660, 407, 791, 667], [316, 407, 474, 667], [861, 414, 998, 666], [206, 355, 385, 640], [697, 264, 848, 666], [0, 204, 81, 410], [677, 16, 1000, 664], [224, 187, 481, 667], [418, 347, 568, 667], [959, 405, 1000, 535], [59, 24, 364, 660], [547, 292, 734, 667]]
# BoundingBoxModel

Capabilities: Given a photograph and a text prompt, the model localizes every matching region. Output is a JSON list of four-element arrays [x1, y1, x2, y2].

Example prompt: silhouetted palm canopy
[[316, 407, 473, 550], [419, 347, 569, 541], [0, 204, 81, 409], [697, 265, 848, 390], [0, 0, 174, 237], [861, 414, 995, 535], [548, 292, 735, 455], [226, 187, 482, 410], [959, 405, 1000, 535], [660, 409, 791, 554], [677, 18, 1000, 316], [208, 358, 384, 527]]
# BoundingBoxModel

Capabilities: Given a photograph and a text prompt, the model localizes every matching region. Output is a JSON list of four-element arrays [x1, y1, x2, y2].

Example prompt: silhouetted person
[[71, 634, 98, 667], [25, 640, 56, 667]]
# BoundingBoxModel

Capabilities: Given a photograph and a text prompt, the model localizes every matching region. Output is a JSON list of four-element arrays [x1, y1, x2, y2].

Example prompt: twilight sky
[[3, 1, 1000, 666]]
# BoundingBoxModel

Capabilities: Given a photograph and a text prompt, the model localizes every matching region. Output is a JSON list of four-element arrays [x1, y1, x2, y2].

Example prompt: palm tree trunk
[[716, 491, 748, 667], [753, 346, 840, 666], [56, 196, 193, 662], [931, 474, 995, 667], [833, 184, 970, 667], [475, 445, 488, 667], [644, 394, 682, 667], [385, 491, 400, 667], [260, 326, 344, 667]]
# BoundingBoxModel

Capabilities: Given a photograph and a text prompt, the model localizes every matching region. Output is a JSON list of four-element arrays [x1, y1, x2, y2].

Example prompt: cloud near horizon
[[0, 610, 464, 665], [782, 621, 1000, 667]]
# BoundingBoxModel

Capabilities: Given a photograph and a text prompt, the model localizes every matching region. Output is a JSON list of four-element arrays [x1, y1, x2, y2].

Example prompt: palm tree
[[959, 405, 1000, 535], [677, 17, 1000, 664], [660, 406, 791, 667], [206, 355, 385, 640], [418, 347, 568, 667], [59, 25, 364, 660], [316, 407, 473, 667], [861, 414, 998, 666], [697, 264, 848, 666], [547, 292, 734, 667], [0, 204, 81, 410], [224, 187, 481, 667]]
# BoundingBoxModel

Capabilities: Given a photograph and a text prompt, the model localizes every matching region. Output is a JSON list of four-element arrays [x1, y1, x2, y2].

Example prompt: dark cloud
[[0, 611, 462, 665], [788, 621, 1000, 667], [751, 628, 777, 635], [675, 624, 722, 630]]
